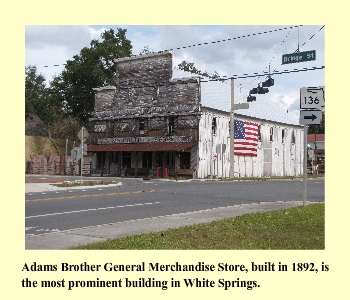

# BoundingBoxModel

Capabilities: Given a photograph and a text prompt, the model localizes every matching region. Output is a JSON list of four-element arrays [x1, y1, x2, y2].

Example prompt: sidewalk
[[25, 182, 122, 193]]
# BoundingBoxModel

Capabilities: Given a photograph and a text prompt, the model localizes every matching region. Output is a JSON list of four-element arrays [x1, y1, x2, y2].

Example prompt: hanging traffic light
[[262, 77, 274, 87], [247, 95, 256, 102], [257, 86, 269, 94], [249, 88, 258, 94]]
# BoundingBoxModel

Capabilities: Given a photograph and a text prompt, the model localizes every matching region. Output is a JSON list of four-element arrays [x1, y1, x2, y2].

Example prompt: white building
[[88, 51, 304, 178], [197, 106, 303, 178]]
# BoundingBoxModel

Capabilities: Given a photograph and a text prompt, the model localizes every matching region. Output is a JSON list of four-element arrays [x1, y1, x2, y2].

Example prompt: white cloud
[[26, 25, 92, 52], [25, 25, 324, 122]]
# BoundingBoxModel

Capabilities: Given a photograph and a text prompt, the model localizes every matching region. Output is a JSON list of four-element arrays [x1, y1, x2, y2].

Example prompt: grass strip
[[72, 203, 324, 250]]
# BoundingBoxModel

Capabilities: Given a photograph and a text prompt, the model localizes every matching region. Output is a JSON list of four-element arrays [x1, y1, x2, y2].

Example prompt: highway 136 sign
[[300, 86, 325, 110]]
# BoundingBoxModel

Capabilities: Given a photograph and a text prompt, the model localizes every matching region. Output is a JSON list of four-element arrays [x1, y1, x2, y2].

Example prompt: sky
[[25, 25, 325, 124]]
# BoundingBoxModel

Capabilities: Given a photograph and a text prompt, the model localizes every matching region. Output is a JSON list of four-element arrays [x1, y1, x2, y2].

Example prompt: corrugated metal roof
[[88, 142, 197, 152]]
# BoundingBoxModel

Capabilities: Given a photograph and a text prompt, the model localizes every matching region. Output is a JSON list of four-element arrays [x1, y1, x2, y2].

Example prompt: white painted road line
[[25, 201, 161, 219]]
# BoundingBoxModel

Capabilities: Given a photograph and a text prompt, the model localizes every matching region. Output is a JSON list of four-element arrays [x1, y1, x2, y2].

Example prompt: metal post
[[65, 139, 68, 175], [303, 124, 308, 206], [217, 153, 219, 179], [222, 152, 224, 178], [73, 141, 75, 177], [81, 126, 84, 184], [229, 78, 235, 178]]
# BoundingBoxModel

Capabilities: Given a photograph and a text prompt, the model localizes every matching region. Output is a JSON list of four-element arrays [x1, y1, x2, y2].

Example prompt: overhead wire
[[36, 65, 324, 95], [295, 25, 324, 53], [28, 25, 303, 70], [238, 25, 325, 100], [29, 25, 324, 106]]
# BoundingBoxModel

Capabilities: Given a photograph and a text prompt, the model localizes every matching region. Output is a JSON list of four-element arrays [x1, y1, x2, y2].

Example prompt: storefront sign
[[98, 136, 193, 144]]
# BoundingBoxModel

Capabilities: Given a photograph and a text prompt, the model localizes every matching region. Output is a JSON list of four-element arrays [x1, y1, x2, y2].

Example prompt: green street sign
[[282, 50, 316, 65]]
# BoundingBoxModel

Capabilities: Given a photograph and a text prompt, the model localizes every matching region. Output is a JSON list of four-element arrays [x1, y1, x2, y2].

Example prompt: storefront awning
[[87, 142, 197, 152]]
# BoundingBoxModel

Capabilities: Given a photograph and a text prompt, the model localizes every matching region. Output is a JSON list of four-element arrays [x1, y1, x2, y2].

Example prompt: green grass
[[72, 203, 324, 250]]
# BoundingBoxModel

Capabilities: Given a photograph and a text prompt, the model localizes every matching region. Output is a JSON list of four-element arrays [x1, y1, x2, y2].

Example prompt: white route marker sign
[[300, 86, 325, 110]]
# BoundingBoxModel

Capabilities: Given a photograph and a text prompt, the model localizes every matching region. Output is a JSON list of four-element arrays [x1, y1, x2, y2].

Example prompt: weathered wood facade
[[87, 51, 304, 178], [88, 52, 201, 177]]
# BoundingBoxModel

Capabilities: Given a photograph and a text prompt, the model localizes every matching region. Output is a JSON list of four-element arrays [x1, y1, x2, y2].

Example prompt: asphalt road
[[25, 177, 324, 238]]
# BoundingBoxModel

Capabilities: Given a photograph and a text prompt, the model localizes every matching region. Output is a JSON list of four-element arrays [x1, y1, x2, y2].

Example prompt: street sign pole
[[229, 78, 235, 178], [303, 125, 308, 207], [81, 127, 84, 184], [65, 139, 67, 175], [299, 86, 324, 206], [78, 126, 89, 184]]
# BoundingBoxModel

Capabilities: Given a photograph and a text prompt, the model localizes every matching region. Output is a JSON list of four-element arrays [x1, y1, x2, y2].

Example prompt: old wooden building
[[87, 51, 304, 178], [198, 107, 303, 178]]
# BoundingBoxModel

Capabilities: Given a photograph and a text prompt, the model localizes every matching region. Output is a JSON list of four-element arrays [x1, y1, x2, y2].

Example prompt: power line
[[241, 25, 325, 100], [294, 25, 325, 53], [36, 65, 324, 95], [167, 26, 302, 52], [28, 25, 304, 70]]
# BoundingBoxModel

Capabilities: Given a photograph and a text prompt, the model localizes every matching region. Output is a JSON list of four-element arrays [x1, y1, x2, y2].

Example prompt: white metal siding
[[197, 108, 304, 178]]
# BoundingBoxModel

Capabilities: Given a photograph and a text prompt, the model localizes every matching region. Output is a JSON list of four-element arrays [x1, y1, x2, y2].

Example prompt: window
[[142, 152, 152, 168], [258, 125, 262, 142], [122, 152, 131, 168], [152, 85, 160, 100], [168, 117, 175, 135], [270, 127, 274, 142], [212, 117, 217, 135], [97, 152, 104, 166], [166, 152, 174, 167], [291, 130, 296, 144], [107, 121, 115, 137], [179, 152, 191, 169], [135, 118, 147, 136], [282, 129, 286, 144], [139, 118, 145, 135]]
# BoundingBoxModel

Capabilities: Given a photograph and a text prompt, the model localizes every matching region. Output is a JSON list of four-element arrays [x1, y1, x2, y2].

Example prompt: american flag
[[234, 120, 259, 156]]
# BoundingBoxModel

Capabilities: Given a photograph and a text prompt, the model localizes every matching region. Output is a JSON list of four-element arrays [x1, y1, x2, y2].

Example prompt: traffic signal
[[247, 95, 256, 102], [249, 88, 258, 94], [262, 77, 274, 87], [257, 86, 269, 94]]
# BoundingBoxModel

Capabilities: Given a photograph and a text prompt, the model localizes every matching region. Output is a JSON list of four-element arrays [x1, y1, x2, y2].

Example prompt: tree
[[25, 66, 46, 120], [140, 46, 154, 55], [25, 66, 80, 155], [50, 28, 133, 126], [309, 111, 325, 134], [176, 61, 221, 80], [26, 65, 63, 131]]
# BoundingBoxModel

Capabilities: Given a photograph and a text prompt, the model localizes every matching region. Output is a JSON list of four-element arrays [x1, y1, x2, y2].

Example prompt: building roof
[[200, 80, 300, 125], [88, 142, 197, 152], [114, 51, 171, 63]]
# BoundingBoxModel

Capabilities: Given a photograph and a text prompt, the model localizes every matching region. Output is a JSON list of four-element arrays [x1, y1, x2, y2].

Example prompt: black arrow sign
[[304, 114, 317, 121]]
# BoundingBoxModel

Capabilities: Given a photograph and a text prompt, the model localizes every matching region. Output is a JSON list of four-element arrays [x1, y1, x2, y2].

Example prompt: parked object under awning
[[87, 142, 197, 152]]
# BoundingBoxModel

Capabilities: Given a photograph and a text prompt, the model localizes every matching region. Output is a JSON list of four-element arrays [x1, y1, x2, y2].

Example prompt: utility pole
[[303, 124, 308, 207], [229, 77, 250, 178], [81, 127, 84, 184], [229, 78, 235, 178]]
